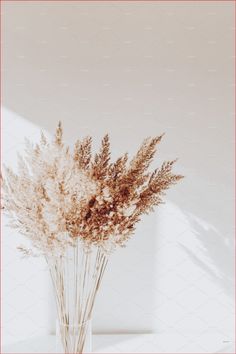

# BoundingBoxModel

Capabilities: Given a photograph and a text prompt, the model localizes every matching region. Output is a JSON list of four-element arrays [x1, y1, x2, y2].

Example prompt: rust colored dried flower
[[2, 123, 183, 256]]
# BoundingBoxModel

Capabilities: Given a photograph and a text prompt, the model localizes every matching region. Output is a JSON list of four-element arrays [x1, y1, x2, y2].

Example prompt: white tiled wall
[[2, 1, 235, 352]]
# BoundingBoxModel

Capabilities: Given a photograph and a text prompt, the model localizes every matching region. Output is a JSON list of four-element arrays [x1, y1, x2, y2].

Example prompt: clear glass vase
[[56, 319, 92, 353]]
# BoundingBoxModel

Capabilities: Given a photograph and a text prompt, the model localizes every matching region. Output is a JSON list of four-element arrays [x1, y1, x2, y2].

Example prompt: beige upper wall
[[2, 0, 234, 199]]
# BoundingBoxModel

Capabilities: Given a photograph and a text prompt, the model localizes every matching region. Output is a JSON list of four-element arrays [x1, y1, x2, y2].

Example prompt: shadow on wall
[[180, 212, 234, 298], [158, 200, 234, 300]]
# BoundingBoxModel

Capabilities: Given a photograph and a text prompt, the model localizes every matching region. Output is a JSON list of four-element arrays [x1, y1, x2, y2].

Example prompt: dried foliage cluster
[[2, 123, 183, 256]]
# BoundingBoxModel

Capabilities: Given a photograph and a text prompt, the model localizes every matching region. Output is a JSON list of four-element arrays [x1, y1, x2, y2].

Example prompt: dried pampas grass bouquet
[[2, 123, 183, 353]]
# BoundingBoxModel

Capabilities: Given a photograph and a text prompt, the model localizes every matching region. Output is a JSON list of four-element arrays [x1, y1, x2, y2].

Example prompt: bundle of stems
[[47, 241, 108, 353]]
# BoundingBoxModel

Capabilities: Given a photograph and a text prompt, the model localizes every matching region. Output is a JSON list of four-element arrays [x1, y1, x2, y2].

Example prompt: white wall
[[2, 1, 234, 351], [2, 108, 54, 345]]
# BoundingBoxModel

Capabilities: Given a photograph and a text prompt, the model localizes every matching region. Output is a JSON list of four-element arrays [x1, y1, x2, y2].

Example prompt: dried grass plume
[[2, 123, 183, 256]]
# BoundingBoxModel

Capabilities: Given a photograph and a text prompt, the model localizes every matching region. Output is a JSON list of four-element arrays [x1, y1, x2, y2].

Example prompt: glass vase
[[56, 319, 92, 353]]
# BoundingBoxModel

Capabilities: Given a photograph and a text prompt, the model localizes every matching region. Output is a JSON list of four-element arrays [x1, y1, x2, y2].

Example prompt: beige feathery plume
[[2, 123, 183, 256]]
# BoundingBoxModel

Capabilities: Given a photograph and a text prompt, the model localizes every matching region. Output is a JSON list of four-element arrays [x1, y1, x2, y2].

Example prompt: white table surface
[[2, 333, 235, 354]]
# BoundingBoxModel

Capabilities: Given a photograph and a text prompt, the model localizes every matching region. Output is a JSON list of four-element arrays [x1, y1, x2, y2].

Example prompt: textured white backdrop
[[2, 1, 235, 353]]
